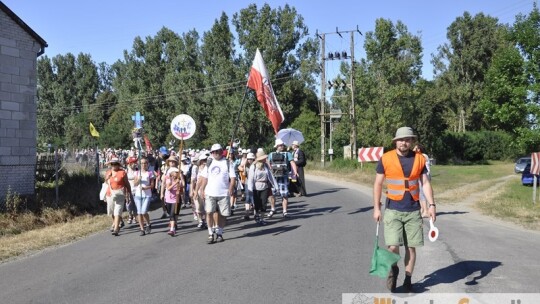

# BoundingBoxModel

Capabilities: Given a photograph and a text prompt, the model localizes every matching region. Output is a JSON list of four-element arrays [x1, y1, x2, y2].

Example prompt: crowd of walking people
[[101, 139, 308, 243]]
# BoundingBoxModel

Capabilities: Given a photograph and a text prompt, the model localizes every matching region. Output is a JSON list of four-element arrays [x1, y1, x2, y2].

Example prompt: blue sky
[[2, 0, 534, 80]]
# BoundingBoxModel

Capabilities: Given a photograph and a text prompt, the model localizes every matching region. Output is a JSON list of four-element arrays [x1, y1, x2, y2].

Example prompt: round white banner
[[170, 114, 196, 140]]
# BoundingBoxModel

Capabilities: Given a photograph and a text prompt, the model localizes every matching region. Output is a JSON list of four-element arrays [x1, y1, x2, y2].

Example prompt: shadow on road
[[436, 211, 469, 217], [307, 187, 346, 197], [226, 225, 301, 240], [408, 260, 502, 293], [348, 206, 374, 214], [286, 204, 342, 220]]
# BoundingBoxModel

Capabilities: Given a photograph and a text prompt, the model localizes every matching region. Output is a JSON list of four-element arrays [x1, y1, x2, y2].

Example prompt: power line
[[37, 74, 296, 115]]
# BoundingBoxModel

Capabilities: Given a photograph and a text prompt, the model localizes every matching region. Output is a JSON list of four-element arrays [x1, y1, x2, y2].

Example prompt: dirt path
[[307, 172, 536, 232], [434, 174, 540, 232], [436, 174, 518, 210]]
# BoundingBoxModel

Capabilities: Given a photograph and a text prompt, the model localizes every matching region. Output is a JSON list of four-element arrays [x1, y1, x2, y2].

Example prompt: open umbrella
[[369, 221, 401, 278], [276, 128, 304, 146]]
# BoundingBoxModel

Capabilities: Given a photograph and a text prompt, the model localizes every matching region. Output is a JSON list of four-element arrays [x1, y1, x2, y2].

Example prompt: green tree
[[37, 53, 100, 147], [478, 43, 528, 133], [432, 12, 506, 132], [232, 3, 319, 147], [349, 18, 422, 147], [511, 3, 540, 153], [512, 3, 540, 106], [289, 106, 319, 160], [201, 13, 243, 147], [111, 28, 190, 149], [411, 79, 448, 155], [37, 56, 61, 145]]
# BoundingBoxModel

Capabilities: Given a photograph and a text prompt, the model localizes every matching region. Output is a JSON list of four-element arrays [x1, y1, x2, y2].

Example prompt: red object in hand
[[428, 218, 439, 242]]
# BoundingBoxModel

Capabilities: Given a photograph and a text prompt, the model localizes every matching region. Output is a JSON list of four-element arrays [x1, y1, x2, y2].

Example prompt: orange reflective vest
[[381, 150, 426, 201]]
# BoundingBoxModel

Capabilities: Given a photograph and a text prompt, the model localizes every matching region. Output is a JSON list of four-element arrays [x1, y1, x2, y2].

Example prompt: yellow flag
[[89, 122, 100, 137]]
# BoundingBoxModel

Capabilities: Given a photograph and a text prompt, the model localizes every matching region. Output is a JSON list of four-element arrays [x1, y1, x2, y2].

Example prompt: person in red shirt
[[105, 157, 132, 236]]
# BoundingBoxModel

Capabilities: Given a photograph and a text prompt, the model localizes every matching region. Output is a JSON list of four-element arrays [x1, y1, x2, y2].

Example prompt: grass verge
[[477, 178, 540, 230], [0, 214, 109, 262], [429, 161, 513, 194]]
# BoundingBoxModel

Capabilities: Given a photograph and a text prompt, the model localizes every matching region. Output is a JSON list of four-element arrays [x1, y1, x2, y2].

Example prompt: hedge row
[[430, 131, 518, 164]]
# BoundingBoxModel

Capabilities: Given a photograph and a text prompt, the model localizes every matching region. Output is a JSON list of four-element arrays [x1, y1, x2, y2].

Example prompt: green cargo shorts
[[383, 209, 424, 247]]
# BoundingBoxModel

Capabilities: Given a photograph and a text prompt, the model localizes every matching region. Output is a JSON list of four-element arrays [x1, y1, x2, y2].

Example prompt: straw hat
[[256, 150, 268, 162], [166, 155, 179, 164], [292, 140, 300, 147], [247, 152, 255, 160]]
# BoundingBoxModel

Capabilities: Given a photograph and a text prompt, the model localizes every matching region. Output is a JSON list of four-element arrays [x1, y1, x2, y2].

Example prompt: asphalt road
[[1, 175, 539, 304]]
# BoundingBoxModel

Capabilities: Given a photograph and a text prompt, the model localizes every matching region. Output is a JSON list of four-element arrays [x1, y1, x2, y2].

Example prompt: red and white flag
[[247, 48, 285, 134], [143, 134, 153, 153]]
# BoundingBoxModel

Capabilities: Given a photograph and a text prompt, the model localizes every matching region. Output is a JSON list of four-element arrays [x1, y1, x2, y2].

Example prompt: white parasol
[[276, 128, 304, 146]]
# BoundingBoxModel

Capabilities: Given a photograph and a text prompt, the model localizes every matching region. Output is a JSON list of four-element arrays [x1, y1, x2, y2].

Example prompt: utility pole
[[318, 31, 326, 167], [317, 26, 361, 164], [350, 31, 357, 160]]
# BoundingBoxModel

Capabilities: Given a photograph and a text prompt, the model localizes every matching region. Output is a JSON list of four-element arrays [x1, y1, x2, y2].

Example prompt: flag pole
[[96, 144, 100, 186], [175, 136, 184, 214], [227, 86, 250, 157]]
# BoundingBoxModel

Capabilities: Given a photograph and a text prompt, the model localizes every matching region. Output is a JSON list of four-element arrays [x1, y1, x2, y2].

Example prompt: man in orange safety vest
[[372, 126, 436, 293]]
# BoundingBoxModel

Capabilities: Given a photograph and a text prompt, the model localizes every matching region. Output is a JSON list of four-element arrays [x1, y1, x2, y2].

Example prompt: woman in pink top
[[164, 167, 182, 236]]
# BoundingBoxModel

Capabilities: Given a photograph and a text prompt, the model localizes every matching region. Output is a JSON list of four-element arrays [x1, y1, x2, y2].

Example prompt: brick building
[[0, 1, 47, 201]]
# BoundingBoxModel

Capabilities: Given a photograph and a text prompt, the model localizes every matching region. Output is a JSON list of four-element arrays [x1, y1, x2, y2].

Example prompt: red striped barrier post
[[531, 152, 540, 204]]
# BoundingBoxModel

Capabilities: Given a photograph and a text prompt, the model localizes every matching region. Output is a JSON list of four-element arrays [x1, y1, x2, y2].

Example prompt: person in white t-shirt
[[133, 157, 155, 236], [198, 144, 236, 244]]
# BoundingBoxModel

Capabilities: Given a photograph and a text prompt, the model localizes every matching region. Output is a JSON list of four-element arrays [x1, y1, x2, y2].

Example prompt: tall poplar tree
[[432, 12, 505, 132], [351, 18, 422, 147]]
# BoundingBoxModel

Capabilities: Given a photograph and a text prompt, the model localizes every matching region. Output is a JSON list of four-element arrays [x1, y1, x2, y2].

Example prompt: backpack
[[270, 152, 288, 177], [205, 158, 231, 175], [183, 164, 193, 184]]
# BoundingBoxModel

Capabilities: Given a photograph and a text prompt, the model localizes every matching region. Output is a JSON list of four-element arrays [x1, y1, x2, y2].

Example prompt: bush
[[3, 187, 27, 214], [327, 158, 362, 171], [432, 130, 516, 164], [35, 170, 103, 214]]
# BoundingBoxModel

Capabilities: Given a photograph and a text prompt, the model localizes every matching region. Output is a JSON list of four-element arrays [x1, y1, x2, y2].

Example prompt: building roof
[[0, 1, 48, 56]]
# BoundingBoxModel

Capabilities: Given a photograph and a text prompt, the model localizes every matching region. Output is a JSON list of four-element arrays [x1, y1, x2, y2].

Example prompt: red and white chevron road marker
[[357, 147, 384, 162]]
